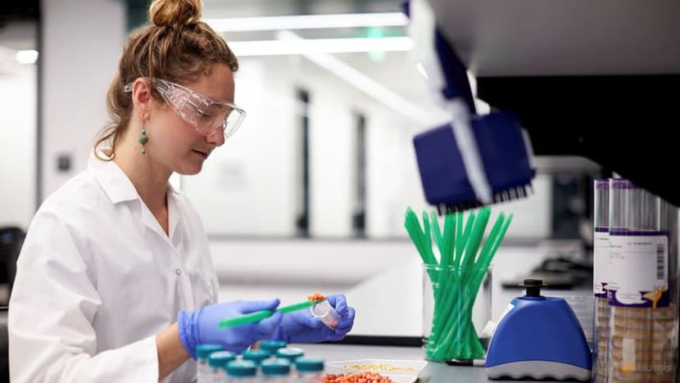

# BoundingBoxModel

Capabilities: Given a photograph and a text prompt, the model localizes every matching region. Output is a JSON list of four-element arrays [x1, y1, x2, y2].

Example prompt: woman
[[8, 0, 355, 381]]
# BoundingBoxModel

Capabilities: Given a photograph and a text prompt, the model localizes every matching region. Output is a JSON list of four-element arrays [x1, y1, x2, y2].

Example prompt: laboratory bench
[[299, 343, 538, 383]]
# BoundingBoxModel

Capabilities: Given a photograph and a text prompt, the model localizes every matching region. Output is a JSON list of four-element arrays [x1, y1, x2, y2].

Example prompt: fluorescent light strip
[[276, 31, 431, 125], [205, 12, 408, 32], [229, 36, 413, 57]]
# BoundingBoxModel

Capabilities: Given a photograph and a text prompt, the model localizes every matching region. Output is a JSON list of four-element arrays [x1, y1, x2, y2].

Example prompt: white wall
[[184, 53, 431, 238], [182, 58, 300, 237], [367, 111, 428, 237], [0, 66, 36, 228], [185, 52, 444, 238], [307, 73, 355, 238], [41, 0, 125, 200]]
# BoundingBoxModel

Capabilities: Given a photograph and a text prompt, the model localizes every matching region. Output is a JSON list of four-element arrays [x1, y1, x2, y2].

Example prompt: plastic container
[[196, 344, 225, 383], [225, 360, 257, 382], [261, 358, 292, 382], [242, 349, 271, 366], [275, 347, 305, 365], [325, 359, 427, 381], [592, 179, 610, 382], [259, 340, 287, 355], [606, 179, 678, 383], [310, 300, 341, 329], [296, 357, 325, 382], [207, 351, 237, 383]]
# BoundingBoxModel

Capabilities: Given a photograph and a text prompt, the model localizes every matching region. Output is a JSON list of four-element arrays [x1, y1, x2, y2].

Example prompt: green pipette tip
[[218, 299, 323, 329]]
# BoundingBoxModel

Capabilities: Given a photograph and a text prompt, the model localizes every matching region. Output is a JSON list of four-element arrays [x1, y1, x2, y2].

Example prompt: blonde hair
[[95, 0, 238, 160]]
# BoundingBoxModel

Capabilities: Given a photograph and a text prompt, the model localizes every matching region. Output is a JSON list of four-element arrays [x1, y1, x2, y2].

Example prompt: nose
[[206, 127, 226, 147]]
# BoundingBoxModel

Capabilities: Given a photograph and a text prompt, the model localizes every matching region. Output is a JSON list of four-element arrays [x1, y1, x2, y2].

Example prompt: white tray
[[325, 359, 428, 383]]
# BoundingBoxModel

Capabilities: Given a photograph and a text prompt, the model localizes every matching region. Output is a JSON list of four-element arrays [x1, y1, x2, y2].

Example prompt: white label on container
[[593, 231, 609, 297], [608, 235, 668, 307], [622, 338, 636, 371]]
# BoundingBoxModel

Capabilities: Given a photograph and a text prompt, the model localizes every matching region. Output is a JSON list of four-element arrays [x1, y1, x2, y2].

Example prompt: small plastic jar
[[261, 358, 292, 382], [242, 349, 271, 366], [310, 300, 341, 329], [225, 360, 257, 382], [275, 347, 305, 365], [207, 351, 237, 383], [296, 357, 325, 382], [259, 340, 288, 355], [196, 344, 224, 382]]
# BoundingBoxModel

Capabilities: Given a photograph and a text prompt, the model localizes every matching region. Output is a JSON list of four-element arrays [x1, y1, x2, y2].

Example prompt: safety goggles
[[124, 78, 246, 139]]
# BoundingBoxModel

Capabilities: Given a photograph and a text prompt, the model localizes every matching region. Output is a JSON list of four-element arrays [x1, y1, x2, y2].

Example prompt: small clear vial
[[261, 358, 292, 382], [196, 344, 224, 383], [296, 357, 325, 382], [258, 340, 287, 355], [242, 349, 271, 366], [225, 360, 257, 383], [207, 351, 237, 383], [310, 300, 341, 329]]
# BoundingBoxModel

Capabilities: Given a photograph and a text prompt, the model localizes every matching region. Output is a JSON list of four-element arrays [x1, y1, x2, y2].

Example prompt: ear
[[131, 78, 153, 119]]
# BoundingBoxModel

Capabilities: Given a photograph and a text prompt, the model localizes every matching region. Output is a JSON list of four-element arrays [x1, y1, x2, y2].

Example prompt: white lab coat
[[8, 154, 220, 382]]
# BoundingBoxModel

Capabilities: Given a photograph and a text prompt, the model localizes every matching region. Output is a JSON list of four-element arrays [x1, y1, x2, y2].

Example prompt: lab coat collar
[[88, 151, 141, 204], [87, 150, 180, 204], [88, 150, 182, 243]]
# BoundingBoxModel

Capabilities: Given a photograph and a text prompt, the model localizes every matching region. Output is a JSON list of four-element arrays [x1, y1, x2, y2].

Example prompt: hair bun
[[149, 0, 202, 27]]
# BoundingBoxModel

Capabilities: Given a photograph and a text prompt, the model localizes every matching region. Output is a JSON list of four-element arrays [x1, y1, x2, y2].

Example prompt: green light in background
[[366, 26, 386, 62]]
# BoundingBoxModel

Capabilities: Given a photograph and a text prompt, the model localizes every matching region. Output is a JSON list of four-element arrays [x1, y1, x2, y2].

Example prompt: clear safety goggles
[[124, 78, 246, 139]]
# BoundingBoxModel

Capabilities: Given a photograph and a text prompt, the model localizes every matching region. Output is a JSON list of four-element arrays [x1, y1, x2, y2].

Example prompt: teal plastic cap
[[225, 360, 257, 377], [261, 358, 291, 376], [208, 351, 237, 368], [242, 349, 271, 364], [195, 344, 224, 360], [296, 357, 325, 372], [275, 347, 305, 363], [259, 340, 287, 353]]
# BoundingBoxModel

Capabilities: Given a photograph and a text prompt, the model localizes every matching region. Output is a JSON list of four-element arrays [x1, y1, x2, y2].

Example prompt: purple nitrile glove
[[271, 294, 355, 343], [178, 299, 283, 358]]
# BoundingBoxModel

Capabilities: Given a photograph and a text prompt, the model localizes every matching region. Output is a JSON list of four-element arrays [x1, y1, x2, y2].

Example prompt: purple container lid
[[609, 178, 638, 190], [595, 179, 610, 190]]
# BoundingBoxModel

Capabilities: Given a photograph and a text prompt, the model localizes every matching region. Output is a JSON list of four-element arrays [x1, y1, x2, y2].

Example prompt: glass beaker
[[422, 263, 491, 362]]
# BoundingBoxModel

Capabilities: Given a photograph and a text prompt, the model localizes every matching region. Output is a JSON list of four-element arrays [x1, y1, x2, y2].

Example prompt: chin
[[182, 167, 202, 176], [172, 155, 206, 176], [175, 163, 203, 176]]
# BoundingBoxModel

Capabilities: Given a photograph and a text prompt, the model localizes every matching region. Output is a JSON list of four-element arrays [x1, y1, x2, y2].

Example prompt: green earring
[[138, 127, 149, 154]]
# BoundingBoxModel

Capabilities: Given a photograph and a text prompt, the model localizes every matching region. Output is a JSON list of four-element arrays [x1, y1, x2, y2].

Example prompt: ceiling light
[[16, 50, 38, 64], [205, 12, 408, 32], [276, 30, 433, 125], [229, 37, 413, 57]]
